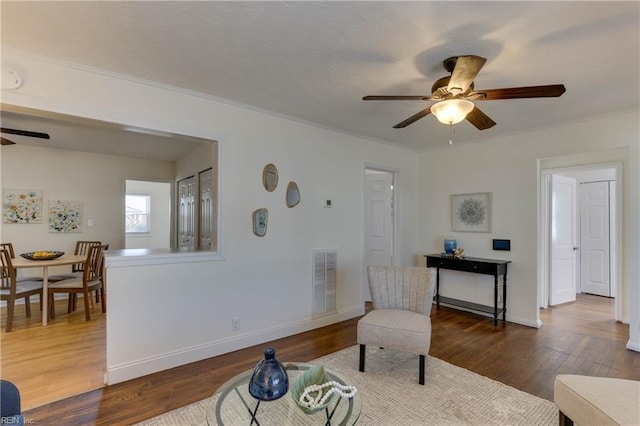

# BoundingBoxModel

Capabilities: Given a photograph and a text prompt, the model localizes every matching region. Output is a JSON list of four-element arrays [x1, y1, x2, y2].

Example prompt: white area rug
[[136, 345, 557, 425]]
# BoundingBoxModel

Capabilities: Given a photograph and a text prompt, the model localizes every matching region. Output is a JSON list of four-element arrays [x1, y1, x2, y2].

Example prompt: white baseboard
[[626, 338, 640, 352], [107, 305, 364, 385]]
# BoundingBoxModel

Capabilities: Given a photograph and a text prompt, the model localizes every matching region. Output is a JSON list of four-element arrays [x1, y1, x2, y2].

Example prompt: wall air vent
[[312, 249, 337, 318]]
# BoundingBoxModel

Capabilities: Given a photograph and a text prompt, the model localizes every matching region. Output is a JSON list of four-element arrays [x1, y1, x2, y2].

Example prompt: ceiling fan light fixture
[[431, 99, 474, 125]]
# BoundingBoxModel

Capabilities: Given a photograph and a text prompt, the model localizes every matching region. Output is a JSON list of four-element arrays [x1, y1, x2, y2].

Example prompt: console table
[[424, 254, 511, 325]]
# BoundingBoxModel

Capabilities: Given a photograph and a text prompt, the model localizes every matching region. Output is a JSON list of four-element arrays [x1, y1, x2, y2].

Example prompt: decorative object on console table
[[249, 347, 289, 401], [453, 248, 465, 259], [451, 192, 491, 232], [425, 254, 510, 325], [443, 237, 457, 255]]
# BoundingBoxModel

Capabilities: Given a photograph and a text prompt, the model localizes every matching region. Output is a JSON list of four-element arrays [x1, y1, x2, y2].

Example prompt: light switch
[[87, 219, 94, 227]]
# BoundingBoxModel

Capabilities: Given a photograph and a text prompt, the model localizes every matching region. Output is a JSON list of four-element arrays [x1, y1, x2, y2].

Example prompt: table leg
[[503, 271, 508, 322], [436, 267, 441, 309], [493, 274, 498, 326], [249, 400, 261, 426], [325, 397, 342, 425], [42, 266, 49, 326]]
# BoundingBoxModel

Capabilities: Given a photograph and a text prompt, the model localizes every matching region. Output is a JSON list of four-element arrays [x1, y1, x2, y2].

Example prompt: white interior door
[[580, 181, 611, 296], [178, 176, 196, 249], [550, 174, 578, 306], [199, 168, 214, 250], [364, 170, 394, 300]]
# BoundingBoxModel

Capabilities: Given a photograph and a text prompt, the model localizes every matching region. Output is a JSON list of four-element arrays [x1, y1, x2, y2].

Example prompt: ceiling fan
[[363, 55, 566, 130], [0, 127, 50, 145]]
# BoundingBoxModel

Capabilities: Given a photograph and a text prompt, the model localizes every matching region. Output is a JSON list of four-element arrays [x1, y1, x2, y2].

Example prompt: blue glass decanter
[[248, 347, 289, 401], [444, 238, 457, 255]]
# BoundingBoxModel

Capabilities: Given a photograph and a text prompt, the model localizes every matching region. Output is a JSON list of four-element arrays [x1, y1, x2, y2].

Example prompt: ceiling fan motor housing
[[443, 56, 459, 73]]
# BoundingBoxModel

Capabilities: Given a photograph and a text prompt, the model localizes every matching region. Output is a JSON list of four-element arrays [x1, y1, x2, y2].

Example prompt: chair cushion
[[48, 278, 84, 289], [47, 272, 81, 282], [1, 280, 43, 296], [357, 309, 431, 355], [554, 374, 640, 426], [48, 277, 101, 290], [16, 281, 43, 293], [17, 276, 43, 283]]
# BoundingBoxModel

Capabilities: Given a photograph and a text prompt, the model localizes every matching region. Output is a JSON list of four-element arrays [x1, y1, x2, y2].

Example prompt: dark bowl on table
[[20, 251, 65, 261]]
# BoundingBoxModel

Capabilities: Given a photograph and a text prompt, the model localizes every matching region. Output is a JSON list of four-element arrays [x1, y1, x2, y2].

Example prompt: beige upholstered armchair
[[358, 265, 435, 385]]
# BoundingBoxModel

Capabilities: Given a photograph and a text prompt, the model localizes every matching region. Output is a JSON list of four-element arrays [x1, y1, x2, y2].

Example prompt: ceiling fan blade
[[1, 136, 16, 146], [0, 127, 51, 139], [471, 84, 566, 100], [392, 106, 432, 128], [363, 95, 432, 101], [447, 55, 487, 95], [466, 106, 496, 130]]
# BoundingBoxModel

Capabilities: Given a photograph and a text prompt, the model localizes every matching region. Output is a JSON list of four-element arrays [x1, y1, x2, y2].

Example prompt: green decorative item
[[291, 365, 334, 414]]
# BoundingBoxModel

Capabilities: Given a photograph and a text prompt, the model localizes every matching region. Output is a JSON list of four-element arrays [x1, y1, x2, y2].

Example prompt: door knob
[[573, 247, 579, 250]]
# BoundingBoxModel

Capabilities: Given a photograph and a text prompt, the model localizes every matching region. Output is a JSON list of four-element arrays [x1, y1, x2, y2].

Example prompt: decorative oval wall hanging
[[252, 208, 268, 237], [262, 163, 279, 192], [286, 181, 300, 208]]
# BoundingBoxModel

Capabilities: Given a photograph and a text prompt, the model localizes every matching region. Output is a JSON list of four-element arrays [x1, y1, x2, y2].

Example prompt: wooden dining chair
[[48, 240, 101, 282], [94, 243, 109, 304], [0, 243, 43, 283], [0, 249, 44, 332], [48, 244, 106, 322]]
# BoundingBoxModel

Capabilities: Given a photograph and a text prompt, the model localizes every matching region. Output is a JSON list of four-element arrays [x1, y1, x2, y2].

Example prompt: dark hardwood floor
[[22, 294, 640, 425]]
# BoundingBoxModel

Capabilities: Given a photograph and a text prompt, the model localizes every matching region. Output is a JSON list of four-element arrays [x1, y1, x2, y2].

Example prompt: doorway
[[125, 180, 172, 249], [540, 163, 621, 320], [363, 167, 396, 301]]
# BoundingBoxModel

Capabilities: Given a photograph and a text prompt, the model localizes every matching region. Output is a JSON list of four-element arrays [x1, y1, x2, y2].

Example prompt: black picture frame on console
[[492, 239, 511, 251]]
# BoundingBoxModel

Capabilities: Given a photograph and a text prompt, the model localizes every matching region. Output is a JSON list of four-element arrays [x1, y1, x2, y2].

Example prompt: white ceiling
[[1, 1, 638, 154]]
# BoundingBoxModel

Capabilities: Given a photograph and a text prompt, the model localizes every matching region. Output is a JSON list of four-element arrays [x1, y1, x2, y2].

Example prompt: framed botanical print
[[2, 189, 43, 224], [49, 200, 83, 233], [451, 192, 491, 232]]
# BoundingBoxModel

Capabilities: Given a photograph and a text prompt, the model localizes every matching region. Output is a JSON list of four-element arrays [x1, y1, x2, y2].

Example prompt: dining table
[[11, 254, 87, 326]]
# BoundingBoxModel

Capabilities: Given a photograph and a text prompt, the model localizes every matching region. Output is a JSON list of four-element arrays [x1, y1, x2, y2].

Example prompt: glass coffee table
[[206, 362, 361, 425]]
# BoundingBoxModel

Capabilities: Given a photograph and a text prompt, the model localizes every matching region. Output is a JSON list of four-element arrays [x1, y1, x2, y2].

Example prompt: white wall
[[1, 50, 420, 382], [417, 110, 639, 350], [176, 141, 215, 182]]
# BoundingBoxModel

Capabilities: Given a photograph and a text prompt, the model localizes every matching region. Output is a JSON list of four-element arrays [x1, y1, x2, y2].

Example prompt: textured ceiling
[[1, 1, 639, 154]]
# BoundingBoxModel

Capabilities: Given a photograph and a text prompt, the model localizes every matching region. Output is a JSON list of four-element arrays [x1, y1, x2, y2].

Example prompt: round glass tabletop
[[206, 362, 361, 425]]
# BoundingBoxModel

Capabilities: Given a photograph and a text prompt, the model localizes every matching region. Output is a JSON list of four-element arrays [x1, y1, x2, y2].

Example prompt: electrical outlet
[[232, 317, 240, 331]]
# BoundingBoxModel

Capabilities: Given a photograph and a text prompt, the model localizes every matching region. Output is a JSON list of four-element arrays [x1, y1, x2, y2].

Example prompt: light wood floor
[[4, 294, 639, 425], [0, 297, 106, 409]]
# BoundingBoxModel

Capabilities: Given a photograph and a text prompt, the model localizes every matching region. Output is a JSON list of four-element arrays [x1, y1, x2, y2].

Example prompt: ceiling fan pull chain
[[449, 123, 454, 145]]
